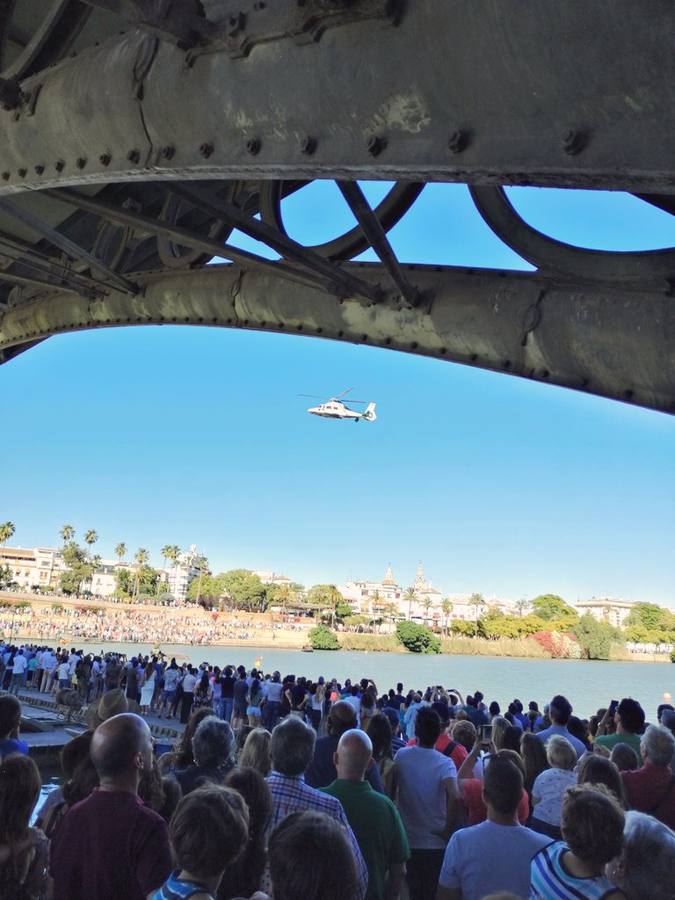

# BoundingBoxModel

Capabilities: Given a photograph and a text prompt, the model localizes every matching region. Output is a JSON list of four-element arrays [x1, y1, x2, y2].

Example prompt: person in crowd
[[457, 740, 530, 826], [605, 810, 675, 900], [246, 676, 264, 727], [595, 699, 645, 757], [139, 661, 156, 714], [530, 785, 625, 898], [621, 724, 675, 828], [266, 716, 368, 899], [180, 665, 198, 723], [235, 724, 254, 761], [321, 729, 410, 900], [153, 785, 249, 900], [405, 706, 469, 771], [50, 712, 173, 900], [0, 693, 28, 760], [437, 756, 551, 900], [158, 706, 214, 774], [492, 716, 511, 751], [0, 754, 49, 900], [501, 725, 524, 753], [262, 670, 283, 730], [530, 734, 578, 839], [367, 713, 397, 797], [577, 754, 627, 807], [9, 645, 27, 694], [35, 730, 94, 828], [403, 692, 424, 740], [84, 686, 128, 730], [381, 707, 406, 754], [393, 706, 459, 899], [535, 695, 587, 758], [360, 685, 377, 733], [232, 667, 249, 730], [610, 743, 639, 773], [194, 669, 213, 711], [451, 719, 478, 756], [40, 734, 99, 839], [125, 657, 140, 705], [174, 716, 236, 795], [567, 715, 591, 751], [520, 732, 549, 804], [266, 810, 358, 900], [305, 700, 384, 792], [239, 727, 272, 777], [158, 658, 180, 718], [219, 767, 272, 900]]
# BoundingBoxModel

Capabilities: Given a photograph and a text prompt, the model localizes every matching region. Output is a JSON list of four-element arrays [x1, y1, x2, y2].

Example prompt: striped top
[[152, 872, 213, 900], [530, 842, 619, 899]]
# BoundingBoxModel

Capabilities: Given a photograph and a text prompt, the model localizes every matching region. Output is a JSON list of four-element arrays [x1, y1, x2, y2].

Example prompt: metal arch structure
[[0, 1, 674, 415]]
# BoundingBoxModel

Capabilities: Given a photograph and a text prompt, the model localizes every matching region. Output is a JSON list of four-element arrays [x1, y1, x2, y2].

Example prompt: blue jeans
[[221, 698, 234, 723]]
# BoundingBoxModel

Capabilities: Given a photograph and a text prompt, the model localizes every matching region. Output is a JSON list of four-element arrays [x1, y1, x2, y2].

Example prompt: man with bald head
[[305, 699, 384, 792], [50, 713, 172, 900], [322, 729, 409, 900]]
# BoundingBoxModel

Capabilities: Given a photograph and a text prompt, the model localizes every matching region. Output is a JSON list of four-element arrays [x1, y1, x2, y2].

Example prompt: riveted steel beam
[[1, 264, 674, 414], [0, 1, 674, 194]]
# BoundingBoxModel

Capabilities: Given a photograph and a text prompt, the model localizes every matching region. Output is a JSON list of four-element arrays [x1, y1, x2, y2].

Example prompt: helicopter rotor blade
[[298, 394, 325, 399], [335, 387, 354, 399]]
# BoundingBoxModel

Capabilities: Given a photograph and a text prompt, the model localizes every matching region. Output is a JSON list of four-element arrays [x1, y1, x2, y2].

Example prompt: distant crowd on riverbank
[[2, 638, 675, 900]]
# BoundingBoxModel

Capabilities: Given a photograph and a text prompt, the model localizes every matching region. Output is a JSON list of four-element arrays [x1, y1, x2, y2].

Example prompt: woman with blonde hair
[[491, 716, 511, 751], [239, 727, 272, 777], [530, 734, 578, 839]]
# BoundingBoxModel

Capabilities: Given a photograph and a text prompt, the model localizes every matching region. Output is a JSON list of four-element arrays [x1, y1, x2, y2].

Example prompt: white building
[[161, 545, 207, 603], [254, 570, 292, 587], [340, 564, 404, 617], [0, 546, 65, 591], [575, 597, 636, 628]]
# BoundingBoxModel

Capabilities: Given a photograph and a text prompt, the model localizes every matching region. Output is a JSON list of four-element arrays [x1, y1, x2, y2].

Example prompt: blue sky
[[1, 184, 674, 605]]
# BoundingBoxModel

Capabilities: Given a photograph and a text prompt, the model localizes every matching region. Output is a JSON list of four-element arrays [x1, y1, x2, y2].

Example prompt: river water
[[68, 641, 673, 720]]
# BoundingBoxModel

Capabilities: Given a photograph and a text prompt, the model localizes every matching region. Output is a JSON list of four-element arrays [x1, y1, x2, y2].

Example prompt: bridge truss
[[0, 1, 673, 413]]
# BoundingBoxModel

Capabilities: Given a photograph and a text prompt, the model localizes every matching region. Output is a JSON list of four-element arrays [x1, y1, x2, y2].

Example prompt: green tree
[[84, 529, 98, 549], [308, 624, 340, 650], [626, 602, 668, 636], [531, 594, 577, 622], [450, 619, 477, 637], [395, 620, 440, 653], [60, 541, 93, 595], [114, 542, 127, 563], [160, 544, 172, 569], [422, 597, 432, 623], [0, 521, 15, 546], [219, 569, 268, 612], [670, 648, 675, 663], [515, 598, 530, 617], [572, 613, 619, 660], [0, 565, 13, 588], [306, 584, 344, 627], [60, 524, 75, 544], [403, 586, 417, 620]]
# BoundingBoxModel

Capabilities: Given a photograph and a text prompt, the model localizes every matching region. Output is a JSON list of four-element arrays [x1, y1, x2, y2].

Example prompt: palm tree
[[193, 555, 209, 606], [60, 524, 74, 544], [164, 545, 181, 603], [160, 544, 172, 570], [133, 548, 149, 601], [114, 542, 127, 563], [422, 597, 432, 623], [441, 597, 453, 634], [403, 586, 417, 620], [84, 529, 98, 549], [0, 521, 15, 546], [469, 591, 486, 624]]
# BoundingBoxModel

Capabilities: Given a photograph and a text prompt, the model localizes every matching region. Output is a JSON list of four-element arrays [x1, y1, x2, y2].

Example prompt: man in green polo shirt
[[321, 728, 409, 900]]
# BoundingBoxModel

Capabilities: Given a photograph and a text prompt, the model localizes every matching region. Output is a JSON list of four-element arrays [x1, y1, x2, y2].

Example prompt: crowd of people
[[0, 606, 304, 646], [1, 645, 675, 899]]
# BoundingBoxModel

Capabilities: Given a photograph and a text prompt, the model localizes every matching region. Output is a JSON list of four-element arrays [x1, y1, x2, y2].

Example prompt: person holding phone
[[594, 698, 645, 757]]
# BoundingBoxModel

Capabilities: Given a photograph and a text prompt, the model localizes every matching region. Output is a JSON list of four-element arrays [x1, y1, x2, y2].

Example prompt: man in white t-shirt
[[436, 756, 551, 900], [394, 706, 459, 900], [10, 649, 27, 693]]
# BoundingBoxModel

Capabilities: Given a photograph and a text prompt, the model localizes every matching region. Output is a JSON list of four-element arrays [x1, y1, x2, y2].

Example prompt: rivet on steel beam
[[367, 135, 387, 156], [55, 160, 65, 172], [127, 149, 141, 164], [562, 129, 586, 155], [199, 142, 214, 159], [448, 129, 468, 154], [34, 165, 45, 175], [300, 136, 317, 155], [99, 153, 112, 166], [245, 137, 261, 155], [76, 157, 87, 170], [161, 146, 175, 160], [17, 168, 27, 178]]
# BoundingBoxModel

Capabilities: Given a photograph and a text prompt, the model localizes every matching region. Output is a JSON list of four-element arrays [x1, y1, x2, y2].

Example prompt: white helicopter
[[300, 388, 377, 423]]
